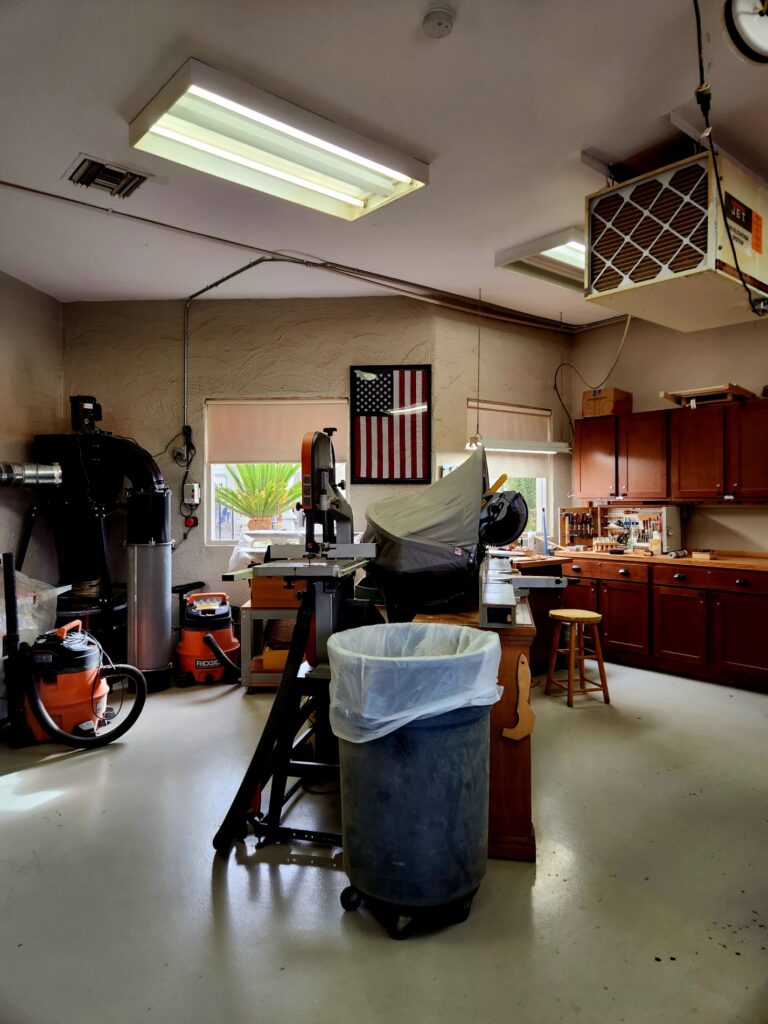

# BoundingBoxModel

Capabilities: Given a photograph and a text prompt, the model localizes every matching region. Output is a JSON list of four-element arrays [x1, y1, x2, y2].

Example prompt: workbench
[[415, 598, 536, 862]]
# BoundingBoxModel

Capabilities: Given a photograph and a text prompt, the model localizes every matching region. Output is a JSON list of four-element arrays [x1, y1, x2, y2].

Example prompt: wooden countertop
[[507, 551, 768, 573]]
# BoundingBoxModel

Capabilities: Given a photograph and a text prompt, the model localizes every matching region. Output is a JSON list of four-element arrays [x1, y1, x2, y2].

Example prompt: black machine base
[[212, 586, 381, 857], [144, 666, 172, 693], [340, 884, 478, 940]]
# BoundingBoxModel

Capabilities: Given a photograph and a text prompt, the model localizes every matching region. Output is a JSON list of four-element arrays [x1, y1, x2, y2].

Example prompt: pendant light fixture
[[466, 290, 483, 450]]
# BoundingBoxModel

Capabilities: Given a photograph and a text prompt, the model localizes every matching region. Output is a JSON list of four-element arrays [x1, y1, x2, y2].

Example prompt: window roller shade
[[206, 399, 349, 463], [467, 401, 552, 477]]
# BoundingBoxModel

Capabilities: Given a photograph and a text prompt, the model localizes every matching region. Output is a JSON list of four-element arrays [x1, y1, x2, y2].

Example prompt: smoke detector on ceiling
[[422, 6, 455, 38], [66, 155, 148, 198]]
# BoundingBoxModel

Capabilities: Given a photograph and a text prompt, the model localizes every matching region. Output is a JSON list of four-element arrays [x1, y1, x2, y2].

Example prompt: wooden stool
[[545, 609, 610, 707]]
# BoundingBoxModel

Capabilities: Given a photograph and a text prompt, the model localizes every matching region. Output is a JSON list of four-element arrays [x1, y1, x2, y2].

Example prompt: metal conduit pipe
[[0, 178, 625, 334], [0, 463, 62, 486]]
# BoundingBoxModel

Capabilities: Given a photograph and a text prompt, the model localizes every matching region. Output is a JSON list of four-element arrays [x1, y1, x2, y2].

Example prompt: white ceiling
[[1, 0, 766, 325]]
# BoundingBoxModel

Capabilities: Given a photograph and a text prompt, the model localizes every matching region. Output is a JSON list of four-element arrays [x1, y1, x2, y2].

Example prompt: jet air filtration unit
[[585, 151, 768, 332]]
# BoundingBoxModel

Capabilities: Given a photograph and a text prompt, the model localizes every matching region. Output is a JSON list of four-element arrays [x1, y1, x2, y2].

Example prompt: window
[[467, 400, 554, 535], [205, 399, 348, 545], [208, 461, 349, 542]]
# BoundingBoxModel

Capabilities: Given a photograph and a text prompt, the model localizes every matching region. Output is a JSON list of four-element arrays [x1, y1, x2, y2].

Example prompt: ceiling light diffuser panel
[[129, 59, 428, 220], [495, 227, 586, 291]]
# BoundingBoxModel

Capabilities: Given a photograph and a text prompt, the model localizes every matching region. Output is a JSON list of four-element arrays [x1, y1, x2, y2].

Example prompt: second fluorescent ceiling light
[[129, 59, 428, 220], [495, 227, 586, 291]]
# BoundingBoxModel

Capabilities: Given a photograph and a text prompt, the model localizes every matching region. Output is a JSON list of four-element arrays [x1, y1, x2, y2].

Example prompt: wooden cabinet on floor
[[652, 585, 708, 669], [599, 579, 650, 657], [573, 416, 617, 499], [711, 591, 768, 682], [549, 556, 768, 691], [618, 410, 668, 499], [560, 576, 598, 613]]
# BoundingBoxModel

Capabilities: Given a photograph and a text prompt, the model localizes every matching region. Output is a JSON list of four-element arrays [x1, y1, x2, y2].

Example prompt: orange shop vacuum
[[175, 592, 240, 685], [25, 620, 110, 742], [2, 552, 146, 750]]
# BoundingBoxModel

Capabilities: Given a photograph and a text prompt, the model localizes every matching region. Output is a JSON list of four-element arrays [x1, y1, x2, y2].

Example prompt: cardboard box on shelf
[[582, 387, 633, 417]]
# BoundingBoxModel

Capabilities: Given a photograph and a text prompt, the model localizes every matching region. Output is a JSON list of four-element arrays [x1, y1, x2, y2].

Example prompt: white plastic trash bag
[[0, 570, 59, 708], [328, 622, 502, 743]]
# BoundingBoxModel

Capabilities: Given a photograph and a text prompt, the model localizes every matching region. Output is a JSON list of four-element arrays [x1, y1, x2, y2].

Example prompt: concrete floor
[[1, 666, 767, 1024]]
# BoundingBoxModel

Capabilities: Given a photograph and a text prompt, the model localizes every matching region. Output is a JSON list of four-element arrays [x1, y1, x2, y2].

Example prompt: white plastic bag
[[328, 622, 502, 743], [0, 570, 59, 706]]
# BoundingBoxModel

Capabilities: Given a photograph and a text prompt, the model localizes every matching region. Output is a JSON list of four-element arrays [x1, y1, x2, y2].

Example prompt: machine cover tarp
[[365, 450, 483, 552]]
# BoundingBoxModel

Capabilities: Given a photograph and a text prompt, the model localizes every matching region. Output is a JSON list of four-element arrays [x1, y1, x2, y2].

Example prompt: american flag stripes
[[350, 365, 431, 483]]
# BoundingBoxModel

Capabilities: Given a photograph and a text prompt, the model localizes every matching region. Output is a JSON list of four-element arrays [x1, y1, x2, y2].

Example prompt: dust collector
[[21, 396, 174, 692]]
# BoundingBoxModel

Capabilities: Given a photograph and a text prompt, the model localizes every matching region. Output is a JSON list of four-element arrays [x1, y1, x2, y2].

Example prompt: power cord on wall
[[553, 315, 633, 443], [691, 0, 767, 319]]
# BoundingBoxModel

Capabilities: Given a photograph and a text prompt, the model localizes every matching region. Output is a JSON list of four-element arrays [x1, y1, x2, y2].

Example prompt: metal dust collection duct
[[0, 463, 62, 487]]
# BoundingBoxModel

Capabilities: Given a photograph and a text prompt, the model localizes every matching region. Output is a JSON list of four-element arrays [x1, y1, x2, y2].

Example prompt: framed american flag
[[350, 364, 432, 484]]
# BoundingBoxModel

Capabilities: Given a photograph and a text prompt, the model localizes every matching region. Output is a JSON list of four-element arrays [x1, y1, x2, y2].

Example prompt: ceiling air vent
[[67, 156, 147, 198]]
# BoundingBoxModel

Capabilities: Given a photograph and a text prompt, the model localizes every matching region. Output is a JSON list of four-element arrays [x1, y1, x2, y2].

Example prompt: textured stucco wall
[[431, 307, 573, 518], [571, 315, 768, 549], [62, 296, 572, 602], [0, 271, 63, 580]]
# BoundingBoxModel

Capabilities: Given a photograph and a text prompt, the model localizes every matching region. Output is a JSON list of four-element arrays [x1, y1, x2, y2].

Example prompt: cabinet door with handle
[[618, 410, 668, 499], [711, 591, 768, 681], [573, 416, 617, 499], [652, 585, 708, 667], [725, 400, 768, 500], [669, 405, 724, 499], [561, 576, 598, 613], [599, 580, 649, 657]]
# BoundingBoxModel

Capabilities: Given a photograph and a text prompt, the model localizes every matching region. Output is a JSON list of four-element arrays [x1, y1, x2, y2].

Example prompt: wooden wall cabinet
[[574, 398, 768, 504], [618, 410, 668, 499], [573, 416, 617, 499], [669, 405, 725, 499], [725, 400, 768, 499]]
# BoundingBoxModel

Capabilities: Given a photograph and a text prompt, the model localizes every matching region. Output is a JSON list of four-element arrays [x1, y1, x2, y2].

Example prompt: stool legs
[[545, 622, 560, 696], [567, 623, 576, 708], [591, 623, 610, 704], [545, 618, 610, 706]]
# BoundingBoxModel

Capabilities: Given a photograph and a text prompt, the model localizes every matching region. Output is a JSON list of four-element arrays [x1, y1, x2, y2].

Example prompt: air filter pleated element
[[585, 152, 768, 332]]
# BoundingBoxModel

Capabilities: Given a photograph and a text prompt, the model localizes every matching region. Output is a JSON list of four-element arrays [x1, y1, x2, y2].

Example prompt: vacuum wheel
[[340, 886, 362, 912]]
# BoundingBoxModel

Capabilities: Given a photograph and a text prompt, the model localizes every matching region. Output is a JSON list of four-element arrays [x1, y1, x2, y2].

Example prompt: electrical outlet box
[[183, 482, 201, 507]]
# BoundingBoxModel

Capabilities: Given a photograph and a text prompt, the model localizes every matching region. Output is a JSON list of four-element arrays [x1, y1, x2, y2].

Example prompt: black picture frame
[[349, 364, 432, 484]]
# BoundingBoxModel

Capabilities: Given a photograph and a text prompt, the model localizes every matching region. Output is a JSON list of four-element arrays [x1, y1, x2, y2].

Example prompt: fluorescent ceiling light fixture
[[495, 227, 586, 292], [465, 437, 571, 455], [129, 59, 428, 220]]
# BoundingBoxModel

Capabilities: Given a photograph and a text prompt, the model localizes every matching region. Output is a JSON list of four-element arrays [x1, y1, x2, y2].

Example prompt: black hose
[[23, 652, 148, 749], [202, 633, 241, 684]]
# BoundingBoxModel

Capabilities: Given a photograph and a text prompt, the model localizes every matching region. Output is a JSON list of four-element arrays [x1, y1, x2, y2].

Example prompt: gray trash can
[[327, 622, 501, 938]]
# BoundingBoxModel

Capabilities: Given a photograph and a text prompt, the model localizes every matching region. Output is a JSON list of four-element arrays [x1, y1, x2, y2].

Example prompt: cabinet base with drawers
[[556, 555, 768, 693]]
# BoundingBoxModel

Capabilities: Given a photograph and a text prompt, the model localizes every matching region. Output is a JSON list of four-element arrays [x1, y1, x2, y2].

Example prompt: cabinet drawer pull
[[571, 565, 582, 572], [735, 577, 749, 586], [673, 573, 686, 581], [618, 568, 629, 576]]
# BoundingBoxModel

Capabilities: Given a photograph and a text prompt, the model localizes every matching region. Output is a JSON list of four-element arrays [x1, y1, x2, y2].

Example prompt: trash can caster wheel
[[454, 899, 473, 924], [388, 914, 414, 940], [340, 886, 362, 912]]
